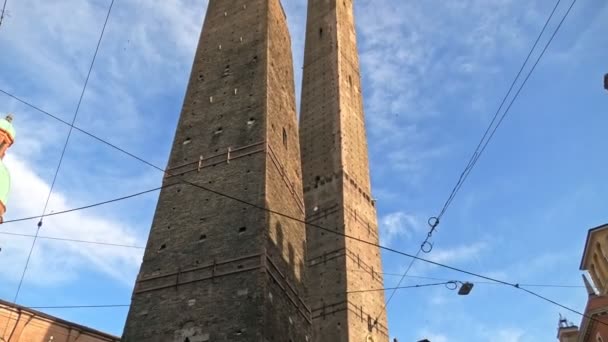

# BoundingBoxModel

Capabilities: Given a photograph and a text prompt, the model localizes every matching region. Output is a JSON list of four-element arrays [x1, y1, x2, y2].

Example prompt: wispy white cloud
[[0, 0, 206, 152], [379, 211, 422, 246], [0, 1, 210, 309], [387, 241, 488, 282], [428, 242, 487, 265], [0, 154, 144, 287], [356, 0, 555, 189]]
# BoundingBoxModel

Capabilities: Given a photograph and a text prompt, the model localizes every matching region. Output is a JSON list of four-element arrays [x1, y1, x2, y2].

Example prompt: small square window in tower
[[282, 128, 288, 148]]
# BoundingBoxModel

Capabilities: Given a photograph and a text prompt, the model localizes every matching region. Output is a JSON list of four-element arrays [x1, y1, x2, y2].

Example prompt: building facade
[[122, 0, 311, 341], [299, 0, 388, 341], [123, 0, 389, 340], [0, 300, 119, 342], [558, 224, 608, 342]]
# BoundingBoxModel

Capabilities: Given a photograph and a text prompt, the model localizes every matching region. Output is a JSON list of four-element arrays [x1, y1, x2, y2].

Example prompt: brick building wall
[[558, 295, 608, 342], [557, 225, 608, 341], [299, 0, 388, 341], [0, 300, 119, 342], [122, 0, 311, 341], [580, 295, 608, 341]]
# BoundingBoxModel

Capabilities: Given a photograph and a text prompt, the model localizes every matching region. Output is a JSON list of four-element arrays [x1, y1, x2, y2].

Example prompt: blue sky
[[0, 0, 606, 341]]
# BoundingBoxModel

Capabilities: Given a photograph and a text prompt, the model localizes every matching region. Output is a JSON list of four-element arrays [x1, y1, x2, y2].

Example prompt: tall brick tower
[[122, 1, 311, 341], [299, 0, 389, 341]]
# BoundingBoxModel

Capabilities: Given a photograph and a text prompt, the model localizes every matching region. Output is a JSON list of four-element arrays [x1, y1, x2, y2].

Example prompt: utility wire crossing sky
[[0, 0, 605, 340]]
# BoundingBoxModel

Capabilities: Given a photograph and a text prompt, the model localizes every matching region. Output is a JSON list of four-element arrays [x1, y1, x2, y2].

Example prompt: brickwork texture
[[122, 0, 387, 340], [0, 300, 119, 342], [299, 0, 389, 341], [122, 0, 311, 341]]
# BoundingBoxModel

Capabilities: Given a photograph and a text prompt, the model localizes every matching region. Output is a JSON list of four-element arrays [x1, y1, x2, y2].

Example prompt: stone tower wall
[[122, 1, 311, 341], [300, 0, 388, 340]]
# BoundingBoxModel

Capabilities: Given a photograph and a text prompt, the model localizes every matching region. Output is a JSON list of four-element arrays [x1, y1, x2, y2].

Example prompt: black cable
[[0, 99, 593, 328], [371, 0, 581, 328], [0, 0, 7, 28], [0, 88, 165, 173], [38, 0, 116, 227], [0, 156, 592, 327], [0, 174, 595, 327], [211, 180, 597, 327], [468, 0, 578, 172], [2, 185, 164, 225], [17, 281, 595, 331], [0, 0, 589, 327], [0, 191, 589, 289], [444, 0, 579, 219], [519, 287, 590, 320], [371, 217, 441, 328], [346, 282, 451, 295], [4, 1, 115, 334], [24, 282, 455, 310], [369, 1, 573, 329], [19, 283, 454, 312], [0, 185, 162, 249], [436, 0, 565, 221], [0, 89, 81, 129], [0, 231, 144, 249], [0, 185, 164, 249], [369, 271, 585, 289], [371, 249, 422, 328]]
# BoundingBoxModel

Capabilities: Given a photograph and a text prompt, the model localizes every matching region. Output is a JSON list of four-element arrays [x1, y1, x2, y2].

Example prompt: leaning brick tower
[[122, 1, 311, 341], [299, 0, 389, 341]]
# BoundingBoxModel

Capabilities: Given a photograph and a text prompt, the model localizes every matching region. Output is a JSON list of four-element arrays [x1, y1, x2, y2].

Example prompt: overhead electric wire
[[442, 0, 579, 219], [0, 158, 593, 327], [468, 0, 578, 171], [13, 279, 598, 332], [436, 0, 566, 222], [368, 0, 580, 330], [346, 282, 454, 295], [0, 185, 163, 248], [0, 0, 589, 329], [369, 1, 574, 329], [0, 171, 595, 327], [0, 88, 165, 173], [20, 282, 457, 311], [371, 218, 442, 328], [0, 0, 7, 28], [0, 231, 144, 249], [3, 1, 116, 336], [0, 174, 596, 327], [0, 186, 162, 249], [352, 269, 585, 289], [0, 90, 596, 328], [2, 186, 163, 225], [371, 249, 423, 328], [38, 0, 116, 227], [0, 204, 588, 287]]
